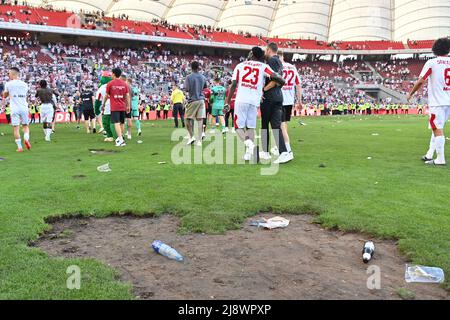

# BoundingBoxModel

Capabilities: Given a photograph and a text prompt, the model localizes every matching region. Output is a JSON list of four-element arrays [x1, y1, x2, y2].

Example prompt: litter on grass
[[158, 162, 167, 165], [405, 265, 445, 284], [250, 216, 290, 230], [97, 163, 112, 172], [372, 133, 380, 136], [298, 121, 307, 126], [0, 157, 5, 161], [152, 240, 183, 262], [137, 140, 144, 144]]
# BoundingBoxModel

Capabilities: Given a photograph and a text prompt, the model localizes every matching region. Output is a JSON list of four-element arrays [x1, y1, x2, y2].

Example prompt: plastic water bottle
[[362, 241, 375, 263], [152, 240, 183, 262]]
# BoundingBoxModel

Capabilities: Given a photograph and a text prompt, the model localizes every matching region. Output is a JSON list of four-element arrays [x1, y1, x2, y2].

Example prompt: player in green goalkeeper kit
[[209, 78, 227, 134]]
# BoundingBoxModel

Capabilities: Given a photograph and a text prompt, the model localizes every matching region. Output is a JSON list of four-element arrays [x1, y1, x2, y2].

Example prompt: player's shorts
[[282, 105, 293, 122], [111, 111, 126, 124], [429, 106, 450, 130], [126, 109, 139, 118], [83, 108, 95, 120], [40, 104, 54, 123], [186, 100, 206, 119], [234, 103, 258, 129], [11, 108, 29, 126], [211, 108, 224, 117], [74, 107, 82, 120]]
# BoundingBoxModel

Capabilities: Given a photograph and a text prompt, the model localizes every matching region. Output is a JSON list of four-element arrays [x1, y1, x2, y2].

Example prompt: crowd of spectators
[[0, 35, 430, 116], [0, 38, 238, 112]]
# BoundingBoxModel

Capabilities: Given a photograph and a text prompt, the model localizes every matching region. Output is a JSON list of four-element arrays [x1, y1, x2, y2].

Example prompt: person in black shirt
[[80, 86, 96, 134], [261, 42, 291, 164], [74, 91, 82, 129]]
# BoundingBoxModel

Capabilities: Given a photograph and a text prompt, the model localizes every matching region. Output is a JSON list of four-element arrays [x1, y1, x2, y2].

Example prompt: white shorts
[[11, 109, 29, 126], [41, 104, 55, 123], [429, 106, 450, 130], [234, 103, 258, 129]]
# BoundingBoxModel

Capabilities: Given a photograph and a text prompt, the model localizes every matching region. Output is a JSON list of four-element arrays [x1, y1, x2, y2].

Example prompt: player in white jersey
[[2, 67, 31, 152], [224, 47, 285, 161], [264, 50, 302, 160], [408, 38, 450, 166]]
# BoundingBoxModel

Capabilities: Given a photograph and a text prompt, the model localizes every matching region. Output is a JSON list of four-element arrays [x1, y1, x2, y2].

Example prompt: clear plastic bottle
[[152, 240, 183, 262]]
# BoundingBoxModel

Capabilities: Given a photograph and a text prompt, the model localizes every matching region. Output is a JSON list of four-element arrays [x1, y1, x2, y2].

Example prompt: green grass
[[396, 288, 416, 300], [1, 115, 449, 299]]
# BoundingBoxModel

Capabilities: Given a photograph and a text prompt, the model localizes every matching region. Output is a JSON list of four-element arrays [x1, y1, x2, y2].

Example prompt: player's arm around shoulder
[[3, 82, 9, 99]]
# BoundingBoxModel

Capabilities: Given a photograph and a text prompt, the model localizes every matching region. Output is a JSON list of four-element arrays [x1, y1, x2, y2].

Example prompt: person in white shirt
[[225, 47, 285, 161], [2, 67, 31, 152], [408, 38, 450, 166]]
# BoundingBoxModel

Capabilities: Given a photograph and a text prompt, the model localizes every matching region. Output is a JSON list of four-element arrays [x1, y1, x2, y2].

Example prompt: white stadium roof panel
[[165, 0, 223, 26], [107, 0, 172, 20], [328, 0, 393, 41], [394, 0, 450, 41], [270, 0, 332, 40], [217, 0, 278, 35]]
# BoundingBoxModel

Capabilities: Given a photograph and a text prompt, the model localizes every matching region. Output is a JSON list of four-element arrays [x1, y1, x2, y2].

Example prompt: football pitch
[[1, 114, 449, 299]]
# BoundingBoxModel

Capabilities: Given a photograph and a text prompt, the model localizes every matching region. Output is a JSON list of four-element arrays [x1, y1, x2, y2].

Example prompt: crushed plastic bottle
[[405, 264, 445, 283], [362, 241, 375, 263], [152, 240, 183, 262]]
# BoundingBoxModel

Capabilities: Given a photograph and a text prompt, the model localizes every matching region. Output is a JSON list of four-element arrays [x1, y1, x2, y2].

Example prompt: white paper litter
[[97, 163, 111, 172], [251, 216, 290, 229]]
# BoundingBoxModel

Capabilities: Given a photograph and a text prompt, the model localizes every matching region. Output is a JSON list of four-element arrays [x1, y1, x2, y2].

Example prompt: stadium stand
[[0, 3, 436, 51]]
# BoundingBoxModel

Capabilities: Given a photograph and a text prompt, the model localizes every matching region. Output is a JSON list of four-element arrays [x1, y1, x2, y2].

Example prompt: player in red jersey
[[225, 82, 236, 134]]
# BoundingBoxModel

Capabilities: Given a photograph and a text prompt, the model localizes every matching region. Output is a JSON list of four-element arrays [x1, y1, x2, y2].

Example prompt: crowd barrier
[[0, 109, 427, 124], [0, 111, 174, 124]]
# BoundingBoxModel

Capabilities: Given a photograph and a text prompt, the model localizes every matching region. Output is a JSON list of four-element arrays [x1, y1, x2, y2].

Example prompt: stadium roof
[[26, 0, 450, 41]]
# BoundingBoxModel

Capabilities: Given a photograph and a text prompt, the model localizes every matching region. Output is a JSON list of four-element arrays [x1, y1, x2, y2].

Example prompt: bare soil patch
[[34, 214, 449, 300]]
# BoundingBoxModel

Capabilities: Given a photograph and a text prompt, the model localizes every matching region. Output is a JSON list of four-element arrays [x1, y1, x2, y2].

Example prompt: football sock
[[15, 139, 22, 149], [426, 134, 436, 159], [286, 143, 292, 153], [435, 135, 446, 163], [135, 119, 141, 131]]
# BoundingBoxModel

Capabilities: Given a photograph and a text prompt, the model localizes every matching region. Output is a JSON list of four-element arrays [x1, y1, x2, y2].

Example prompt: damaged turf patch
[[89, 149, 120, 155], [33, 214, 449, 300]]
